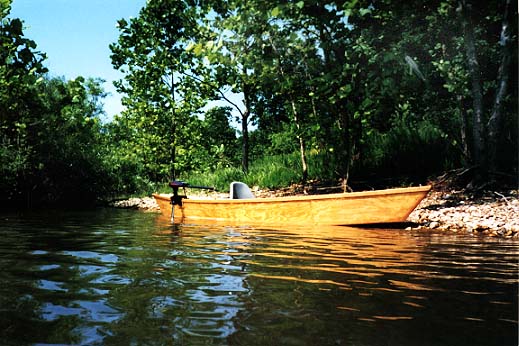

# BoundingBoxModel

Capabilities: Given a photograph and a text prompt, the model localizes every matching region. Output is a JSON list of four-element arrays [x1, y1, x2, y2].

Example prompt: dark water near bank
[[0, 209, 517, 346]]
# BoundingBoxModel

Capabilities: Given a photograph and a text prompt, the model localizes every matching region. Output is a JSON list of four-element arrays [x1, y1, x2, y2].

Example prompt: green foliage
[[110, 0, 516, 191], [0, 73, 119, 205], [198, 106, 239, 170], [185, 151, 334, 192], [1, 7, 146, 206], [184, 166, 245, 192], [244, 154, 301, 189], [1, 0, 517, 208], [110, 0, 214, 179]]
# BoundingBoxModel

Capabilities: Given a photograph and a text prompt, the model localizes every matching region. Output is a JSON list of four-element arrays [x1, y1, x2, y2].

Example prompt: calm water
[[0, 209, 517, 346]]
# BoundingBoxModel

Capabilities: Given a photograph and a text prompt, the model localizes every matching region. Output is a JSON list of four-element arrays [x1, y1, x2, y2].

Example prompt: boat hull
[[153, 186, 431, 226]]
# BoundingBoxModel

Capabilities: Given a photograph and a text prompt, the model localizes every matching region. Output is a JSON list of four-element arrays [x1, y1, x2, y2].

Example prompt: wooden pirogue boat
[[153, 181, 431, 226]]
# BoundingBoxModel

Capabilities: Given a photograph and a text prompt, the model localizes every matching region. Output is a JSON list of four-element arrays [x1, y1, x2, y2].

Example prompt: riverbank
[[110, 197, 160, 211], [111, 187, 519, 238], [408, 189, 519, 238]]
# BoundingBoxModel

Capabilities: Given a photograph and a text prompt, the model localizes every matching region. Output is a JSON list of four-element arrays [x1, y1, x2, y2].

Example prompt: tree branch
[[179, 71, 245, 118]]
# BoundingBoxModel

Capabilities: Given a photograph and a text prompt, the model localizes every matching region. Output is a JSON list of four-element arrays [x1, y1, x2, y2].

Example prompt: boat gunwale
[[153, 185, 431, 205]]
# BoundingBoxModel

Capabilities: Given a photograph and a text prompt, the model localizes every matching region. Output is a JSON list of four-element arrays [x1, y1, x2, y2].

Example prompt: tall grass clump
[[184, 166, 245, 192], [181, 153, 303, 192], [245, 153, 302, 188], [181, 151, 346, 194], [358, 117, 454, 183]]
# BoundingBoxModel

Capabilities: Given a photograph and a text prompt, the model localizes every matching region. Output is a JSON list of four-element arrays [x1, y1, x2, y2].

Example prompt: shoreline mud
[[111, 188, 519, 238]]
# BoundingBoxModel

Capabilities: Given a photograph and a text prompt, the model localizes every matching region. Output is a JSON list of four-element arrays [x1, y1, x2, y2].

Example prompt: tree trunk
[[486, 0, 513, 175], [241, 109, 249, 173], [457, 95, 470, 163], [459, 0, 484, 168], [241, 82, 251, 173], [170, 73, 176, 180], [268, 36, 309, 183], [317, 24, 353, 188], [338, 108, 356, 191], [289, 99, 308, 183], [269, 36, 308, 184]]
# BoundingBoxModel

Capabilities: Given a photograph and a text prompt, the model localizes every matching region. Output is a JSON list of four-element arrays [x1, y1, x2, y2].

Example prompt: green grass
[[156, 120, 453, 196], [180, 152, 306, 192]]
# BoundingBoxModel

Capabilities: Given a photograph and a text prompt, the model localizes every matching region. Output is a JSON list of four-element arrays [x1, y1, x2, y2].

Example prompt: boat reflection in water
[[0, 209, 516, 345], [152, 217, 518, 346]]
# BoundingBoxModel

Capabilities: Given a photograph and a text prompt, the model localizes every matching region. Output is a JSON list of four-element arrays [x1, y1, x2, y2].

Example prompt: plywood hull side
[[153, 185, 431, 226]]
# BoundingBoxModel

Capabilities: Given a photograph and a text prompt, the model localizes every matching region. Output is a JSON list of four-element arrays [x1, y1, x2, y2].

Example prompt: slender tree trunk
[[170, 73, 176, 180], [289, 99, 309, 183], [241, 109, 249, 173], [457, 95, 470, 162], [339, 110, 354, 190], [241, 82, 251, 173], [318, 25, 353, 188], [487, 0, 513, 175], [268, 36, 309, 183], [459, 0, 484, 168]]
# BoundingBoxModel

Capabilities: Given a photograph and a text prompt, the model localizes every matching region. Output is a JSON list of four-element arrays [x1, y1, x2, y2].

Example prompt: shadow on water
[[351, 221, 418, 229], [0, 209, 517, 345]]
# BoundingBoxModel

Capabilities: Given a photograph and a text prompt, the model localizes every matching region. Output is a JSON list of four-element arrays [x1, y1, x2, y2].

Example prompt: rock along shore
[[408, 189, 519, 238], [110, 197, 160, 211], [110, 188, 519, 238]]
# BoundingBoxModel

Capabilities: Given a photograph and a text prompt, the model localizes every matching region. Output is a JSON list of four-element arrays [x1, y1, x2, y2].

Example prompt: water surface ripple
[[0, 209, 517, 345]]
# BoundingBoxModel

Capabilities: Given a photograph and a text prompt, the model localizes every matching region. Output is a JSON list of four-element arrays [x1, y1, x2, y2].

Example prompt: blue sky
[[10, 0, 147, 120]]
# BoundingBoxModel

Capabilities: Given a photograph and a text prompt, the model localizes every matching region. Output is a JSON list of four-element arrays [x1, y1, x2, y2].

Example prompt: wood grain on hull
[[153, 185, 431, 226]]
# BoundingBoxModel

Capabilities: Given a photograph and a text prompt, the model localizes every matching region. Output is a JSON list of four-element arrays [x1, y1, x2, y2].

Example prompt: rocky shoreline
[[110, 197, 160, 211], [111, 188, 519, 238], [408, 189, 519, 238]]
